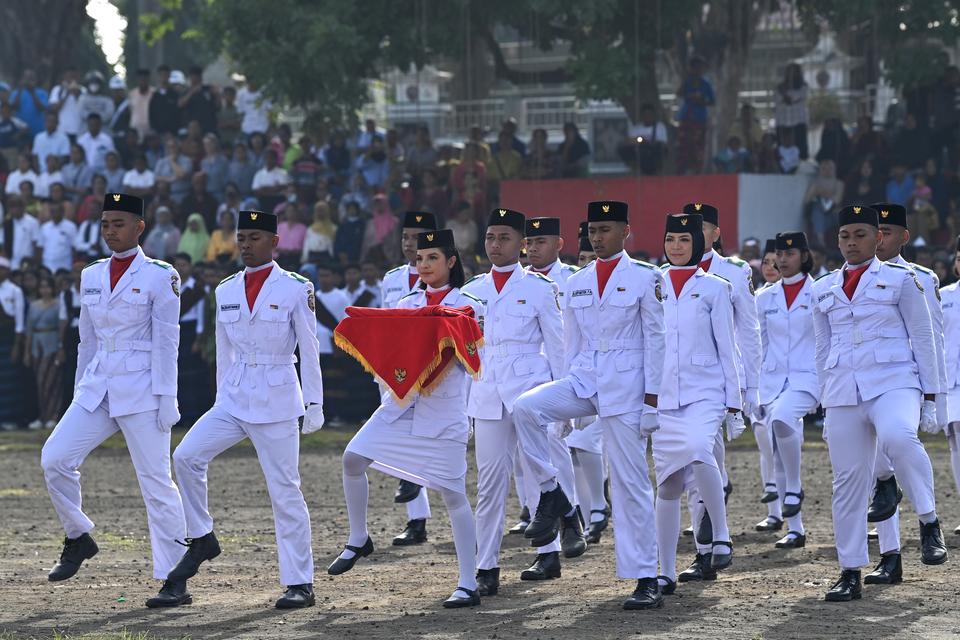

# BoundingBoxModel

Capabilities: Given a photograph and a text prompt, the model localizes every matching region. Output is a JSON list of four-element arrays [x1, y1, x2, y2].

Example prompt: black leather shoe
[[145, 579, 192, 608], [520, 551, 562, 580], [561, 513, 587, 558], [724, 481, 733, 504], [327, 537, 374, 575], [868, 528, 879, 541], [508, 506, 530, 534], [276, 584, 315, 608], [678, 553, 717, 582], [867, 476, 902, 523], [781, 489, 804, 519], [920, 519, 948, 565], [167, 531, 221, 582], [524, 485, 573, 547], [393, 519, 427, 546], [864, 553, 902, 584], [657, 575, 677, 595], [622, 578, 663, 610], [585, 511, 609, 544], [760, 483, 778, 503], [696, 508, 713, 546], [775, 531, 806, 549], [394, 479, 422, 504], [48, 533, 99, 582], [755, 516, 784, 532], [476, 567, 499, 596], [682, 526, 694, 537], [710, 542, 733, 571], [824, 569, 862, 602], [443, 586, 481, 608]]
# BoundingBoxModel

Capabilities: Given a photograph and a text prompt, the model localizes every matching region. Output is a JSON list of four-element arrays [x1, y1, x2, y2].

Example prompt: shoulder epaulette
[[385, 265, 404, 275], [530, 272, 554, 284], [145, 258, 173, 270], [814, 269, 837, 282], [910, 262, 934, 276], [218, 271, 241, 286], [659, 263, 669, 271], [561, 263, 576, 272], [461, 291, 483, 304], [629, 258, 656, 270], [399, 290, 420, 301], [285, 271, 309, 284], [84, 258, 108, 270], [885, 262, 909, 271], [724, 256, 748, 268], [464, 274, 483, 286], [710, 273, 731, 284]]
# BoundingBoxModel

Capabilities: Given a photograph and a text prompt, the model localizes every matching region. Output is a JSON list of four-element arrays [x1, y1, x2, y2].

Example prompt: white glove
[[936, 394, 948, 430], [742, 388, 760, 418], [157, 396, 180, 433], [724, 411, 746, 441], [919, 400, 940, 434], [302, 403, 325, 434], [554, 420, 574, 439], [639, 410, 659, 437]]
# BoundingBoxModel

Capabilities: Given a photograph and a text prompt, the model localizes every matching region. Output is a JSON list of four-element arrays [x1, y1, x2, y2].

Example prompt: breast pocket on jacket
[[864, 285, 897, 306], [121, 290, 151, 323], [259, 304, 291, 337], [608, 290, 639, 321], [568, 292, 593, 324]]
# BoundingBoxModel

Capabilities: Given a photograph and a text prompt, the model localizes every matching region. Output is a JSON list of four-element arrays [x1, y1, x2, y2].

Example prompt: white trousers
[[824, 388, 935, 569], [41, 400, 186, 579], [511, 427, 579, 514], [405, 489, 432, 521], [514, 379, 657, 579], [173, 404, 314, 586]]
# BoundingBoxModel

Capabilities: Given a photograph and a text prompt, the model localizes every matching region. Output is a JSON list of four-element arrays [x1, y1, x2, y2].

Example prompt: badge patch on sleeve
[[913, 275, 924, 293], [170, 275, 180, 297], [307, 290, 316, 312], [655, 281, 663, 302], [748, 277, 755, 296]]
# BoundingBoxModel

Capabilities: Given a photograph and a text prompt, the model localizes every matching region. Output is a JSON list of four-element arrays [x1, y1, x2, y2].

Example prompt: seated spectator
[[248, 131, 268, 169], [218, 85, 241, 149], [146, 181, 181, 228], [228, 141, 257, 197], [115, 128, 141, 169], [620, 104, 669, 175], [205, 209, 240, 262], [446, 201, 479, 255], [754, 132, 780, 174], [19, 181, 41, 219], [322, 131, 352, 181], [215, 182, 243, 227], [909, 172, 939, 242], [275, 203, 307, 269], [0, 101, 29, 170], [200, 134, 229, 201], [493, 118, 527, 157], [354, 136, 390, 190], [301, 201, 336, 267], [76, 174, 109, 224], [182, 172, 219, 232], [290, 136, 322, 201], [122, 153, 156, 199], [102, 151, 125, 194], [355, 118, 385, 154], [406, 126, 438, 176], [522, 128, 556, 180], [74, 204, 107, 261], [385, 128, 405, 173], [251, 149, 289, 213], [334, 201, 366, 264], [5, 153, 38, 196], [32, 111, 69, 171], [557, 122, 590, 178], [360, 194, 399, 265], [487, 129, 523, 200], [777, 129, 800, 174], [729, 103, 764, 163], [178, 213, 211, 264], [154, 136, 192, 203], [851, 115, 889, 175], [844, 157, 884, 204], [339, 173, 371, 220], [713, 135, 751, 173], [452, 141, 487, 202], [143, 205, 182, 259], [35, 155, 64, 200], [76, 113, 115, 173], [885, 158, 914, 207]]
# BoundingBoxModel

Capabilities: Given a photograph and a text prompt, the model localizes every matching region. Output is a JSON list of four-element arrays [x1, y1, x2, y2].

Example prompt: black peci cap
[[870, 202, 907, 228], [683, 202, 718, 226], [417, 228, 455, 250], [402, 211, 438, 231], [838, 205, 878, 228], [102, 192, 143, 217], [487, 207, 525, 231], [764, 239, 777, 255], [238, 210, 278, 233], [525, 217, 560, 237], [775, 231, 809, 251], [578, 220, 589, 239], [587, 201, 628, 223], [579, 235, 593, 253]]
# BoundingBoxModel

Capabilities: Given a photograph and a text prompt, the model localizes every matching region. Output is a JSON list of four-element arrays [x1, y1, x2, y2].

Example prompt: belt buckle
[[498, 344, 508, 358], [852, 328, 862, 346], [104, 338, 116, 352], [600, 339, 609, 353], [247, 353, 258, 367]]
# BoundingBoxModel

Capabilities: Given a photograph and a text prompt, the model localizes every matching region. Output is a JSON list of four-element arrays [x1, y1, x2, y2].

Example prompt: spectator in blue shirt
[[354, 135, 390, 190], [0, 101, 29, 169], [885, 158, 915, 207], [9, 70, 49, 137], [334, 200, 367, 264], [675, 56, 715, 175]]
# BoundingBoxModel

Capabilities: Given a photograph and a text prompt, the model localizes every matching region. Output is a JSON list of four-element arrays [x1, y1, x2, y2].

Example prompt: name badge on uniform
[[571, 289, 592, 298], [516, 299, 526, 305], [387, 287, 401, 293], [764, 308, 778, 315], [817, 293, 830, 302], [220, 304, 240, 311], [270, 304, 279, 309], [616, 287, 626, 292], [83, 288, 101, 296]]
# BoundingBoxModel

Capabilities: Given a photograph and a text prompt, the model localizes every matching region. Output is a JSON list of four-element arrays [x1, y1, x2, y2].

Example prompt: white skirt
[[947, 386, 960, 427], [346, 411, 468, 495], [566, 415, 603, 454], [652, 399, 726, 482]]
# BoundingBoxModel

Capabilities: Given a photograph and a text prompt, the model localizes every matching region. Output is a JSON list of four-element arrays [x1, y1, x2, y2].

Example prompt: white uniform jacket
[[812, 258, 938, 408], [942, 283, 960, 393], [213, 263, 322, 424], [369, 287, 484, 443], [380, 264, 419, 309], [756, 275, 820, 406], [534, 260, 577, 290], [890, 255, 947, 394], [658, 268, 741, 411], [75, 248, 180, 418], [562, 252, 665, 417]]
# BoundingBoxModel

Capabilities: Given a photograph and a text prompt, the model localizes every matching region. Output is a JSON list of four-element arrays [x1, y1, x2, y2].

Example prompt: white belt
[[843, 327, 908, 346], [586, 338, 643, 352], [98, 339, 152, 353], [488, 343, 543, 357], [238, 353, 298, 366]]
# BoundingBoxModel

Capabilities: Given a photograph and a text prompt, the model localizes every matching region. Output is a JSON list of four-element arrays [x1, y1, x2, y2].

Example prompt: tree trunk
[[0, 0, 90, 87]]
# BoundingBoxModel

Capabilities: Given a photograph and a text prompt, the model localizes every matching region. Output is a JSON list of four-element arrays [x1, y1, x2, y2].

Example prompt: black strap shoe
[[657, 575, 677, 595], [681, 526, 694, 537], [824, 569, 862, 602], [394, 479, 422, 504], [695, 508, 713, 546], [622, 577, 663, 610], [508, 506, 531, 534], [167, 531, 222, 582], [524, 485, 573, 547], [48, 533, 99, 582], [520, 551, 562, 581], [678, 553, 717, 582], [724, 481, 733, 504], [145, 579, 192, 608], [920, 519, 948, 565], [476, 567, 500, 596], [561, 513, 587, 558], [392, 519, 428, 546], [710, 541, 733, 571], [327, 537, 374, 575], [775, 531, 806, 549], [867, 476, 902, 523], [868, 528, 879, 541], [781, 489, 804, 519], [760, 483, 779, 503], [864, 553, 903, 584], [276, 584, 315, 609], [755, 516, 784, 532], [442, 586, 481, 608], [585, 510, 609, 544]]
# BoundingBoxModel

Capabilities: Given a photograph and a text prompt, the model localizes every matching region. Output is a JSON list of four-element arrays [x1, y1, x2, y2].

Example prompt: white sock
[[693, 462, 729, 543], [773, 421, 803, 503], [949, 432, 960, 495], [341, 452, 371, 559], [919, 510, 938, 525], [573, 449, 607, 521], [656, 496, 681, 581], [713, 437, 729, 487], [441, 488, 478, 595]]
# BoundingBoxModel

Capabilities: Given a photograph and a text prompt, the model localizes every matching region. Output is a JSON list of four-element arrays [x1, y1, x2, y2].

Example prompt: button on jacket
[[756, 275, 820, 406]]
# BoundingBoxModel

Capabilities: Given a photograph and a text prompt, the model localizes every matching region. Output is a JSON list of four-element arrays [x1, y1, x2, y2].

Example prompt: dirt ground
[[1, 427, 960, 640]]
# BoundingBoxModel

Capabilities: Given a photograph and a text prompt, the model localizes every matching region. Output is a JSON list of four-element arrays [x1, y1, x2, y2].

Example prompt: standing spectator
[[620, 104, 669, 175], [75, 174, 108, 224], [177, 213, 210, 263], [178, 66, 219, 134], [803, 159, 845, 244], [19, 181, 40, 219], [932, 65, 960, 167], [143, 206, 182, 259], [774, 62, 809, 159], [844, 157, 885, 205], [251, 149, 290, 212], [360, 194, 399, 265], [275, 203, 307, 269], [556, 121, 591, 178], [289, 135, 322, 201], [108, 75, 131, 135], [146, 181, 180, 228], [493, 117, 527, 157], [5, 153, 39, 196], [37, 205, 77, 272], [909, 172, 939, 241], [445, 201, 478, 254], [674, 57, 715, 174], [355, 118, 384, 154], [406, 126, 438, 176], [815, 118, 852, 178], [154, 137, 192, 203], [301, 201, 336, 267], [9, 70, 49, 137], [892, 112, 933, 171], [128, 69, 154, 140], [236, 79, 271, 137], [755, 132, 781, 174], [172, 253, 211, 425], [729, 103, 764, 163], [122, 153, 156, 199], [885, 158, 915, 207], [354, 136, 390, 190], [0, 198, 40, 269], [486, 129, 523, 201], [76, 71, 115, 134], [385, 129, 405, 173], [102, 151, 125, 193], [359, 260, 383, 307], [181, 172, 218, 232], [0, 257, 25, 430], [451, 141, 487, 207], [73, 204, 107, 261], [48, 68, 85, 141], [228, 141, 257, 196], [334, 201, 366, 263], [218, 86, 241, 149], [200, 134, 229, 201], [32, 111, 70, 172], [0, 101, 29, 170], [24, 276, 62, 429], [205, 209, 239, 262], [148, 65, 181, 137], [467, 124, 491, 164], [777, 129, 801, 174], [713, 136, 751, 173], [76, 113, 116, 173]]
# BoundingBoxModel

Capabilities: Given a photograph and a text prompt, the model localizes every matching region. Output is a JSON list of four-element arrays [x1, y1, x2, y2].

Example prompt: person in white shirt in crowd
[[5, 153, 39, 196], [619, 103, 670, 175], [0, 198, 41, 269], [340, 263, 376, 306], [314, 263, 350, 356], [49, 67, 86, 141], [39, 204, 79, 273], [77, 72, 115, 133], [102, 152, 126, 194], [33, 111, 71, 171], [0, 256, 26, 430], [251, 150, 290, 210], [35, 155, 65, 200], [77, 113, 116, 174], [354, 119, 385, 154], [236, 80, 272, 137], [61, 144, 95, 204], [128, 69, 155, 141], [122, 153, 157, 200], [74, 205, 109, 262], [359, 261, 382, 309]]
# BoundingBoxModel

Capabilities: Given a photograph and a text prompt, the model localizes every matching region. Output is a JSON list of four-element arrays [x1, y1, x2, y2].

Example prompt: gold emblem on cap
[[532, 220, 541, 229], [250, 213, 258, 221], [853, 206, 861, 214], [415, 215, 423, 222], [880, 210, 889, 218], [680, 217, 689, 226], [694, 203, 703, 211], [426, 233, 434, 241], [499, 209, 507, 216], [786, 238, 793, 246], [112, 194, 121, 202]]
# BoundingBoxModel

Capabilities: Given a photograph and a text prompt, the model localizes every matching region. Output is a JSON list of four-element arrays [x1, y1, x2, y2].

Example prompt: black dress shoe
[[585, 511, 609, 544], [824, 569, 862, 602], [920, 519, 948, 565], [508, 506, 530, 534], [781, 489, 804, 519], [864, 553, 903, 584], [393, 519, 427, 546], [710, 542, 733, 571], [696, 508, 713, 546], [476, 567, 499, 596], [443, 586, 481, 608], [524, 485, 573, 547], [867, 476, 902, 523], [622, 577, 663, 610], [678, 553, 717, 582], [760, 483, 778, 503], [327, 537, 374, 575], [48, 533, 99, 582], [682, 526, 694, 537], [394, 479, 422, 504], [561, 513, 587, 558], [520, 551, 562, 580], [657, 575, 677, 595], [755, 516, 784, 532], [868, 528, 879, 541], [145, 579, 192, 608], [775, 531, 806, 549], [724, 481, 733, 504], [167, 531, 221, 582], [275, 584, 315, 609]]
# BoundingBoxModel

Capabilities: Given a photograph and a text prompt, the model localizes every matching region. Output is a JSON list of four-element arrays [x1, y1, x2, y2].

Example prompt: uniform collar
[[491, 262, 520, 273], [782, 272, 805, 285], [244, 260, 275, 274], [112, 247, 139, 259], [598, 250, 625, 263]]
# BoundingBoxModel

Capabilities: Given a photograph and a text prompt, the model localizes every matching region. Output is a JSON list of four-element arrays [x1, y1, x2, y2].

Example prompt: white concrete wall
[[737, 174, 813, 246]]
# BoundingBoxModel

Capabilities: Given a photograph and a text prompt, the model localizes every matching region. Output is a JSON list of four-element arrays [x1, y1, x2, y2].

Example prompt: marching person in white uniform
[[513, 200, 666, 610], [756, 232, 821, 549], [654, 212, 741, 596], [328, 228, 485, 609], [166, 209, 324, 609], [380, 211, 439, 545], [40, 193, 188, 607], [941, 237, 960, 536], [813, 204, 947, 602], [862, 202, 949, 585]]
